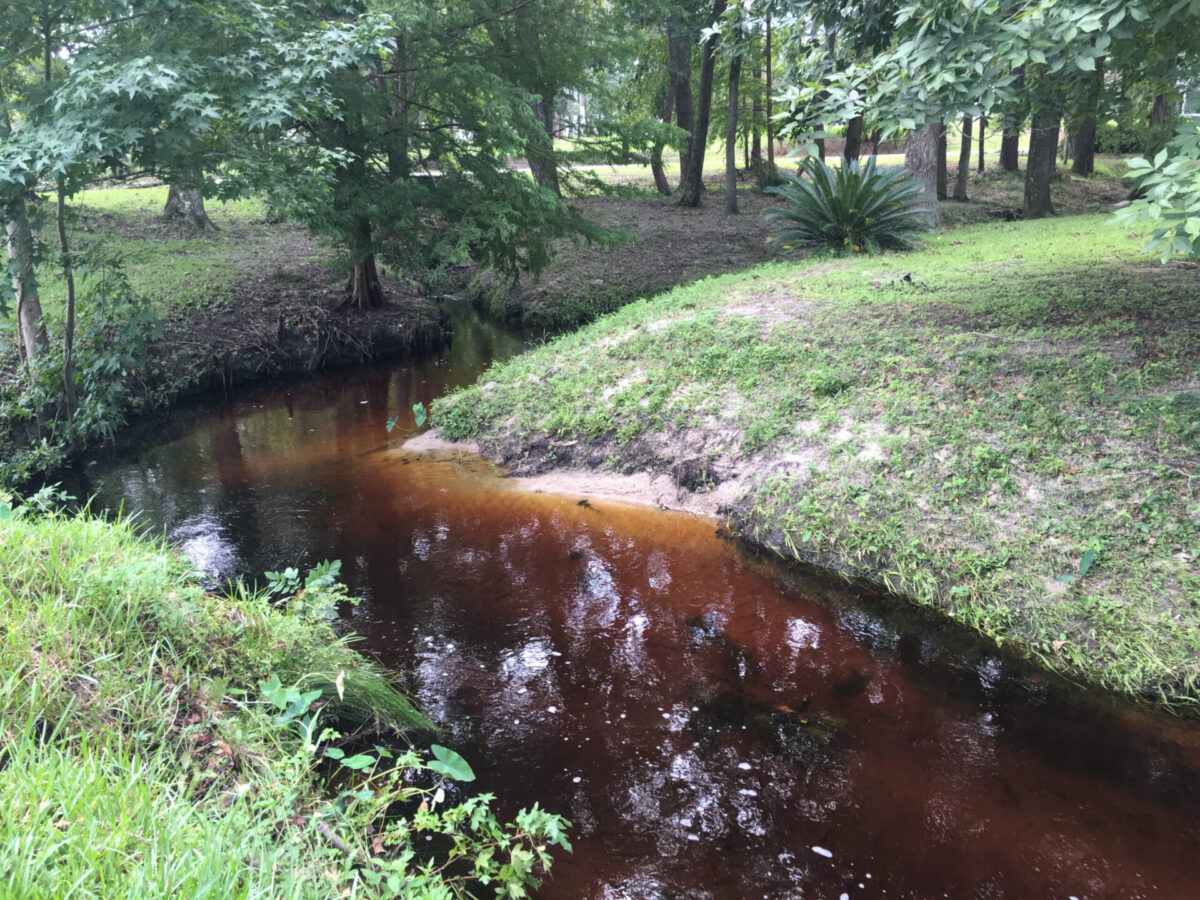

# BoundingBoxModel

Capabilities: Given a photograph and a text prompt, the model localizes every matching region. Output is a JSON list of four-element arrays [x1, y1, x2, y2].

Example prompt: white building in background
[[557, 90, 591, 138]]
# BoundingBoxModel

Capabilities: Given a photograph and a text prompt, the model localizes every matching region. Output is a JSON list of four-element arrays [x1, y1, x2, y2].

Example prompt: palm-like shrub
[[763, 155, 933, 254]]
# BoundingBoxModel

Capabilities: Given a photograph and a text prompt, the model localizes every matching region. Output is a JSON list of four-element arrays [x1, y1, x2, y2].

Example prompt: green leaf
[[1078, 549, 1096, 577], [324, 747, 345, 760], [386, 415, 399, 433], [412, 402, 428, 427], [340, 753, 376, 771], [1074, 54, 1095, 71], [428, 743, 475, 782]]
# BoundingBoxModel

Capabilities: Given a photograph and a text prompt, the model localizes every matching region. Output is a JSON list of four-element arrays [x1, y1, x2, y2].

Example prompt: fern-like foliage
[[763, 155, 933, 254]]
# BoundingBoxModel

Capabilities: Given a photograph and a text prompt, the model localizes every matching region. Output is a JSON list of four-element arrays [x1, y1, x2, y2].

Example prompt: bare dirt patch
[[480, 188, 780, 331]]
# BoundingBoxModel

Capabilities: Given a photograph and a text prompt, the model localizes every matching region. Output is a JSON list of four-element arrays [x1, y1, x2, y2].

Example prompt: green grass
[[435, 214, 1200, 705], [6, 186, 278, 332], [0, 504, 429, 897]]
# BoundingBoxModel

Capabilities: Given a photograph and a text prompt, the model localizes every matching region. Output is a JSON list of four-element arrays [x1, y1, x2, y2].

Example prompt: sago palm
[[763, 155, 933, 254]]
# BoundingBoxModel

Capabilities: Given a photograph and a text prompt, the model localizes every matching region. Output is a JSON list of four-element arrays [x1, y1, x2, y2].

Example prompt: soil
[[96, 206, 452, 402], [152, 253, 448, 401], [404, 430, 744, 518], [479, 185, 783, 332]]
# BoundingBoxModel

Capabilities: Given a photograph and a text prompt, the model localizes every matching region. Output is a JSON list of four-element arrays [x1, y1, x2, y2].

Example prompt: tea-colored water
[[82, 308, 1200, 898]]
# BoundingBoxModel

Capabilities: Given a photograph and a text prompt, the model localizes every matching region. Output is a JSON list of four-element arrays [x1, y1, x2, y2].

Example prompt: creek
[[77, 302, 1200, 898]]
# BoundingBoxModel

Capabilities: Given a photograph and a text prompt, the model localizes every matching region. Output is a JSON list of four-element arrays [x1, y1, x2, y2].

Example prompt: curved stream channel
[[77, 304, 1200, 898]]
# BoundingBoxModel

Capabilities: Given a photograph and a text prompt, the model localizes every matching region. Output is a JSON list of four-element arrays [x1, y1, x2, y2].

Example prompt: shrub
[[763, 155, 932, 254]]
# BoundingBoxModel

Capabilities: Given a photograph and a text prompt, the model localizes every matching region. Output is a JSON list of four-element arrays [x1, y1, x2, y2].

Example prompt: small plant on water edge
[[258, 668, 572, 898], [763, 155, 933, 254]]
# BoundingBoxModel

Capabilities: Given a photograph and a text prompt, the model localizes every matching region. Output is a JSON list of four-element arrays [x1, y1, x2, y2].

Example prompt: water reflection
[[80, 305, 1200, 899]]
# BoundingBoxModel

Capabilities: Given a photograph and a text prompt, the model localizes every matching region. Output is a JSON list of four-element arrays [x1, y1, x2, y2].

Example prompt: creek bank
[[431, 214, 1200, 705], [148, 257, 449, 401], [474, 190, 779, 334], [0, 196, 450, 483], [0, 505, 572, 896]]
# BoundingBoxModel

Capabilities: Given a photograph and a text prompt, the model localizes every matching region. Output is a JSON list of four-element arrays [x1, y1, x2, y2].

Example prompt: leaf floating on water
[[428, 743, 475, 782]]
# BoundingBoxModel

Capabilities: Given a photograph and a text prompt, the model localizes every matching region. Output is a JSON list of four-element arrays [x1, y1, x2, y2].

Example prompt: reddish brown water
[[81, 306, 1200, 898]]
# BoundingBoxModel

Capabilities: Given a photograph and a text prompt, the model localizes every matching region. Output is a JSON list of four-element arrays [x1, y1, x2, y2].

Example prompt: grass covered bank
[[0, 501, 569, 897], [435, 215, 1200, 704]]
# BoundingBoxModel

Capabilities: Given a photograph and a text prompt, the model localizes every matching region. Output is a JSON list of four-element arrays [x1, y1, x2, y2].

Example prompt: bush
[[763, 155, 932, 254]]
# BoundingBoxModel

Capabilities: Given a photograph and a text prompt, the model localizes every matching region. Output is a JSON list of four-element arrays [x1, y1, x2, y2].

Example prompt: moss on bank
[[435, 215, 1200, 705], [0, 504, 567, 896]]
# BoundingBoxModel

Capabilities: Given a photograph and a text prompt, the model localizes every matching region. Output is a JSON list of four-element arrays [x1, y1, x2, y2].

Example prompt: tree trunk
[[844, 115, 864, 161], [936, 121, 948, 199], [5, 201, 49, 363], [668, 27, 695, 187], [526, 93, 561, 197], [1150, 92, 1171, 128], [765, 15, 774, 176], [651, 67, 676, 197], [346, 219, 384, 309], [1000, 126, 1020, 171], [1023, 109, 1060, 218], [751, 80, 762, 166], [725, 47, 742, 214], [978, 117, 986, 172], [162, 182, 218, 230], [0, 79, 43, 364], [1072, 61, 1102, 177], [55, 178, 77, 428], [1073, 116, 1097, 176], [905, 123, 941, 227], [677, 0, 727, 208], [953, 115, 972, 200], [1060, 132, 1074, 165]]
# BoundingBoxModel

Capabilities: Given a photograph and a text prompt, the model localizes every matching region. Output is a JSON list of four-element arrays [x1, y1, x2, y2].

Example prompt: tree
[[1116, 121, 1200, 258], [480, 1, 621, 198], [161, 181, 217, 230], [1, 80, 48, 364], [678, 0, 727, 207], [777, 0, 1200, 219], [905, 123, 941, 226], [724, 36, 743, 214], [953, 115, 972, 200]]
